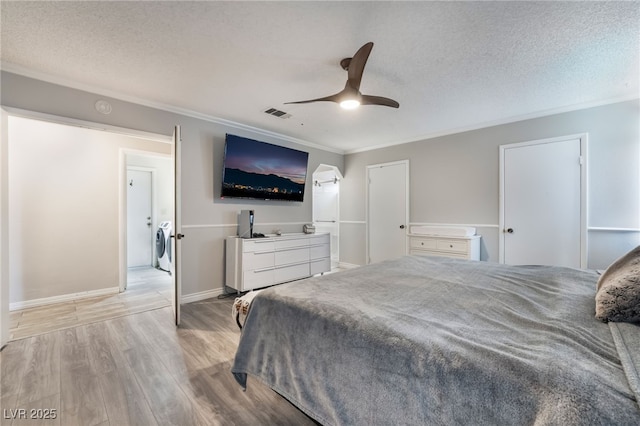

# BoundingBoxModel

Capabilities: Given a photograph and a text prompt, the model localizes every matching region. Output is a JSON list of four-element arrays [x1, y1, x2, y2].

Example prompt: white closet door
[[501, 136, 585, 267], [127, 169, 153, 268], [367, 161, 409, 264]]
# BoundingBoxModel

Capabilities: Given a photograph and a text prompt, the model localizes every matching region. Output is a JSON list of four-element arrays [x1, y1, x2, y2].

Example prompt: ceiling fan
[[285, 42, 399, 110]]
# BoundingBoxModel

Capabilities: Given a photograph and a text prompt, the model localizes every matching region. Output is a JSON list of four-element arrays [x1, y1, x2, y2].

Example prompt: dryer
[[156, 221, 172, 272]]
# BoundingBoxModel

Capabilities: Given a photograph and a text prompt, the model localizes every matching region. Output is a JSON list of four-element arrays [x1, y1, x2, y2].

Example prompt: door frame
[[171, 125, 182, 326], [312, 164, 343, 268], [119, 154, 172, 291], [366, 160, 410, 264], [1, 108, 9, 349], [498, 133, 588, 267]]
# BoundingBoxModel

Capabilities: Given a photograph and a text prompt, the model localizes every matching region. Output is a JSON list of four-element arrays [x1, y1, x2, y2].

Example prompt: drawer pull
[[274, 261, 308, 270], [253, 267, 275, 273]]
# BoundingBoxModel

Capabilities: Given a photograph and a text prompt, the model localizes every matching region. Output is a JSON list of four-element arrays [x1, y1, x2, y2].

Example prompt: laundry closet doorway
[[123, 152, 174, 293]]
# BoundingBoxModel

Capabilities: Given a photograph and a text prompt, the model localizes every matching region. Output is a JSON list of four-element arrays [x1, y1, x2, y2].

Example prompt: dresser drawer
[[242, 239, 275, 253], [243, 268, 274, 290], [242, 251, 274, 271], [310, 257, 331, 275], [275, 263, 310, 283], [309, 233, 330, 245], [436, 239, 468, 253], [410, 238, 437, 250], [275, 238, 309, 250], [408, 234, 481, 261], [275, 247, 309, 265], [310, 243, 330, 260]]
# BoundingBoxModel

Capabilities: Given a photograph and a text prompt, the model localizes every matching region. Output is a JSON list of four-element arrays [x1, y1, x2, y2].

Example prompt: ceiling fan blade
[[347, 42, 374, 90], [285, 42, 398, 110], [284, 93, 342, 105], [361, 94, 399, 108]]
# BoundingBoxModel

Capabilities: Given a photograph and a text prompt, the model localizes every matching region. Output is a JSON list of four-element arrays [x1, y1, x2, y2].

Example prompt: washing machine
[[156, 221, 172, 272]]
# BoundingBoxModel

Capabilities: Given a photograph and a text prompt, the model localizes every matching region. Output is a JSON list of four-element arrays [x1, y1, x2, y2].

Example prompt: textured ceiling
[[1, 1, 638, 153]]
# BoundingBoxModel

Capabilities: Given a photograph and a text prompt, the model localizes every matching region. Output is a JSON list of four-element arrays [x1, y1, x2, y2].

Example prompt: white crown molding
[[0, 61, 344, 155], [345, 94, 640, 154], [4, 61, 635, 157]]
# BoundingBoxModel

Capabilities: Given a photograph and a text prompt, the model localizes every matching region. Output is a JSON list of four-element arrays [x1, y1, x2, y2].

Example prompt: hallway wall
[[8, 116, 171, 306]]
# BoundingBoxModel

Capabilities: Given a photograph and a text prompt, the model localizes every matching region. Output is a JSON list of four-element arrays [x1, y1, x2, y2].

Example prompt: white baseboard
[[181, 288, 225, 304], [338, 262, 360, 269], [10, 286, 120, 311]]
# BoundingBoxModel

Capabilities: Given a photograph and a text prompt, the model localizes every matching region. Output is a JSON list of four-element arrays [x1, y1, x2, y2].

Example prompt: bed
[[232, 254, 640, 425]]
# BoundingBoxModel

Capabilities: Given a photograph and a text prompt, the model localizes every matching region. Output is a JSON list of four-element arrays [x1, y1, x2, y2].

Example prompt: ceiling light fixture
[[340, 99, 360, 110], [285, 42, 399, 110]]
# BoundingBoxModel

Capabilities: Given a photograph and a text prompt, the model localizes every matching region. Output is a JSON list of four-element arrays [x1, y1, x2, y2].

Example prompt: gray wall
[[8, 117, 172, 304], [340, 100, 640, 269], [2, 69, 637, 305], [1, 71, 344, 301]]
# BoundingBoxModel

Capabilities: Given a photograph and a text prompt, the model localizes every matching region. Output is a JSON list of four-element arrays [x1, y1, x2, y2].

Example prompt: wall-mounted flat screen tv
[[221, 134, 309, 202]]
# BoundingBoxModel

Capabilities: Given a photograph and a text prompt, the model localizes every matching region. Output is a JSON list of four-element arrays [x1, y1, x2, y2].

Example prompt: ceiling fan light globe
[[340, 99, 361, 110]]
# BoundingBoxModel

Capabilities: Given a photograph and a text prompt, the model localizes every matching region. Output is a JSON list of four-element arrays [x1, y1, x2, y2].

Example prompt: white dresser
[[225, 233, 331, 292], [408, 226, 481, 260]]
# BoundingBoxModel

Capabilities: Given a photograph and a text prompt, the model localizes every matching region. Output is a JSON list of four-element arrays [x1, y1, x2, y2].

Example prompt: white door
[[367, 161, 409, 264], [172, 126, 182, 326], [127, 169, 153, 268], [500, 135, 586, 268]]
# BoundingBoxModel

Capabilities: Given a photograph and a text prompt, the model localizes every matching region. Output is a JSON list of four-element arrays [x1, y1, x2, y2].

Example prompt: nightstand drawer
[[410, 238, 437, 250], [436, 239, 468, 253]]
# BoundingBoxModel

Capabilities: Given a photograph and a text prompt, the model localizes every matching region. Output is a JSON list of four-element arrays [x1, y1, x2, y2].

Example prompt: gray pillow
[[595, 245, 640, 323]]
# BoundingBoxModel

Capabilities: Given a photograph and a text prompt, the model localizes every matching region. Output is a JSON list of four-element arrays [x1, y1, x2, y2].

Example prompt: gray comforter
[[232, 255, 640, 425]]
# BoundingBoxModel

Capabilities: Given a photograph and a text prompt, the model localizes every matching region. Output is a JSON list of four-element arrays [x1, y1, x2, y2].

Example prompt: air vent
[[264, 107, 291, 119]]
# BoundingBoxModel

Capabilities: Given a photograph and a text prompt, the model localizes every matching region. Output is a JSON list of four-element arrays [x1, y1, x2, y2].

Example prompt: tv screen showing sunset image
[[221, 134, 309, 202]]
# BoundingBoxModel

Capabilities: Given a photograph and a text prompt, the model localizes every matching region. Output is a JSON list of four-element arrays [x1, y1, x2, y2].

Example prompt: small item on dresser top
[[303, 224, 315, 234], [252, 232, 266, 238]]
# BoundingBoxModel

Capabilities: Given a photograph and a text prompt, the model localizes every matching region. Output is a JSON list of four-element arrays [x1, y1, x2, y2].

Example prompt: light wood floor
[[9, 267, 172, 341], [1, 295, 317, 426]]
